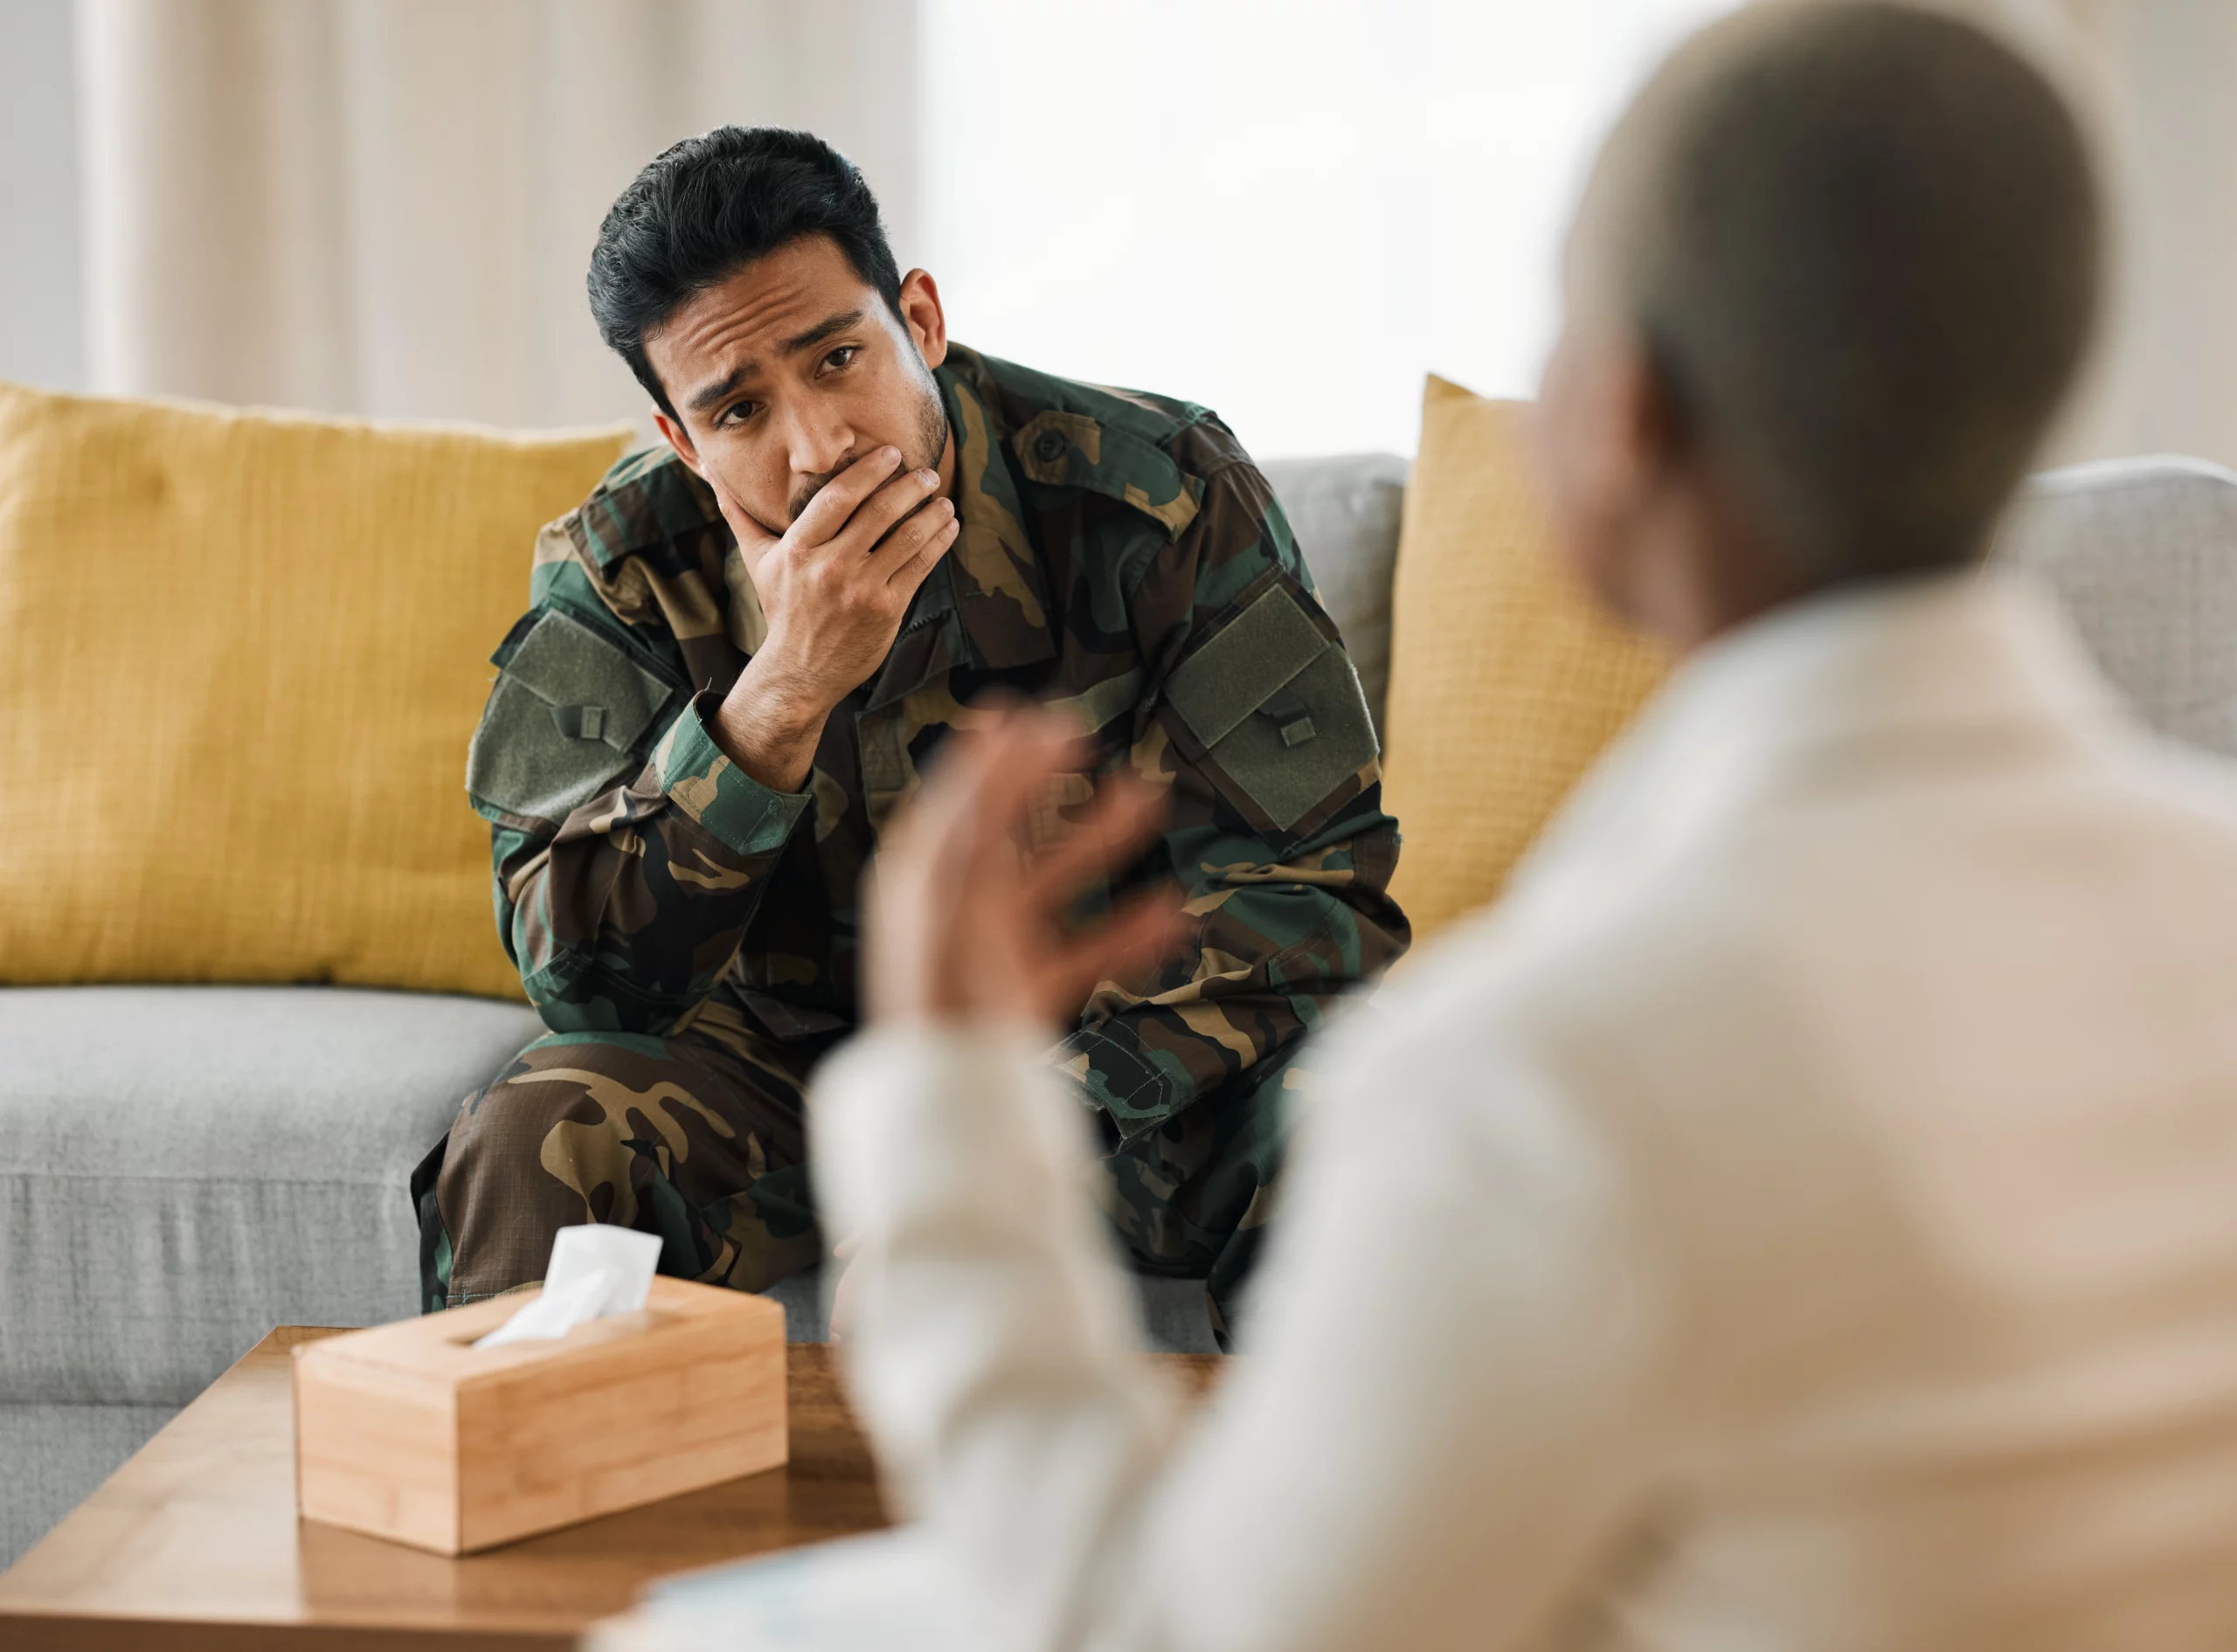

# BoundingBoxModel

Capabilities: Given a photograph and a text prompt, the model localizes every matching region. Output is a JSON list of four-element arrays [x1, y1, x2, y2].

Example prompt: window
[[918, 0, 1740, 457]]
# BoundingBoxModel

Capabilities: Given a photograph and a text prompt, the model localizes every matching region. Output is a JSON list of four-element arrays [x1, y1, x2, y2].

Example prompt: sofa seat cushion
[[0, 985, 541, 1405]]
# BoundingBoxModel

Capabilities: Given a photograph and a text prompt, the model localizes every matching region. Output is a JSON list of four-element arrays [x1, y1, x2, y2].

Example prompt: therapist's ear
[[1535, 308, 1674, 628]]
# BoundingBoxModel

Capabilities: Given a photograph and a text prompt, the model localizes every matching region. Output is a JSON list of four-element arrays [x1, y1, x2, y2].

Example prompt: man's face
[[646, 234, 952, 536]]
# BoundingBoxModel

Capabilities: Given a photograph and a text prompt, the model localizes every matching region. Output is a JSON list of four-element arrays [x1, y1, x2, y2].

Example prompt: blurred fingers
[[884, 708, 1080, 889], [1042, 886, 1189, 1014], [1021, 772, 1170, 909]]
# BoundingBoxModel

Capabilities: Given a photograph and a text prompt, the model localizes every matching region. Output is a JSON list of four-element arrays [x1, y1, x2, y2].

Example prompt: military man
[[412, 126, 1409, 1341]]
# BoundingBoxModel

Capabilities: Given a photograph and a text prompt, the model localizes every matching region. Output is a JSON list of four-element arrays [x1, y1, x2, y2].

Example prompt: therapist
[[813, 3, 2237, 1648]]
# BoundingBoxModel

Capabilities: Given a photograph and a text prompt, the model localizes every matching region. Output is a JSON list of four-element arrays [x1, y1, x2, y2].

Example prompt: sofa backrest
[[1997, 456, 2237, 762], [1261, 453, 1409, 738]]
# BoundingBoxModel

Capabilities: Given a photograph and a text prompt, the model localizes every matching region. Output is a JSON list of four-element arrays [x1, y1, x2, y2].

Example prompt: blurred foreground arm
[[812, 708, 1666, 1651]]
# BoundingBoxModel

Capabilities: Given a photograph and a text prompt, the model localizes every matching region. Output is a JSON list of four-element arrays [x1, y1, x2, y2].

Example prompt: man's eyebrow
[[682, 309, 869, 416], [781, 308, 867, 357], [687, 362, 755, 415]]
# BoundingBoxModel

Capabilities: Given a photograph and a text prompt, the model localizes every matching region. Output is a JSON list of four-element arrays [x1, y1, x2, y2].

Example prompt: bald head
[[1573, 2, 2101, 583]]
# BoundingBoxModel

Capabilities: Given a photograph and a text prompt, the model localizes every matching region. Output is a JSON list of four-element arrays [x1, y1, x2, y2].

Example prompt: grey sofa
[[4, 450, 2234, 1569]]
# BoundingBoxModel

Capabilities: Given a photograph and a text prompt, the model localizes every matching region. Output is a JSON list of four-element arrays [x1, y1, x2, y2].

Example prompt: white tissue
[[473, 1224, 662, 1349]]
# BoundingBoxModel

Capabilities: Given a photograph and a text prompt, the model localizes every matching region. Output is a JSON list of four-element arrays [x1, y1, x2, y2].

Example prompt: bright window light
[[918, 0, 1740, 458]]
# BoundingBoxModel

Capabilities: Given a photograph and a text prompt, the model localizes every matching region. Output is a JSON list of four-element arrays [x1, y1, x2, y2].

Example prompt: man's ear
[[653, 409, 705, 478], [897, 269, 948, 371]]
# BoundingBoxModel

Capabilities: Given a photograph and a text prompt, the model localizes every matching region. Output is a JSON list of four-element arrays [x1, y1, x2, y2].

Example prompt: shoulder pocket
[[466, 608, 676, 825], [1011, 411, 1205, 540], [1160, 576, 1379, 838]]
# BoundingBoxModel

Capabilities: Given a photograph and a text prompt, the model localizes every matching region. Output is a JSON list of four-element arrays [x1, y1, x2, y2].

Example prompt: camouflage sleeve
[[1061, 450, 1410, 1141], [466, 584, 812, 1036]]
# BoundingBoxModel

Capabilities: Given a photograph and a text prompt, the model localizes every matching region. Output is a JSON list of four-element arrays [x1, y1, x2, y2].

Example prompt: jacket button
[[1034, 429, 1067, 462]]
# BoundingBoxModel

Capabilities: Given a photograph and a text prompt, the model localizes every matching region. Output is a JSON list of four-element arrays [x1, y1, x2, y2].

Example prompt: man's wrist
[[712, 653, 832, 793]]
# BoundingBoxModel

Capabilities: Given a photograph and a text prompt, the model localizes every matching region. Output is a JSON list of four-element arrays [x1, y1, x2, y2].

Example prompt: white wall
[[0, 0, 83, 391], [2047, 0, 2237, 474]]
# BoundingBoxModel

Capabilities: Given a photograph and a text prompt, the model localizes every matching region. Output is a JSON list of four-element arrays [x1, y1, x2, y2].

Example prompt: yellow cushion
[[1381, 377, 1671, 942], [0, 383, 632, 999]]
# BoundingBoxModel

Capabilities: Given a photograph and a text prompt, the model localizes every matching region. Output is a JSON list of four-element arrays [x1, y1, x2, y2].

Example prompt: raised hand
[[862, 705, 1188, 1029]]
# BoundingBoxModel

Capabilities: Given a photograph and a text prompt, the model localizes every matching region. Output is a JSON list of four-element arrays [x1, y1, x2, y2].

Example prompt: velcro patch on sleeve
[[466, 608, 675, 825], [1163, 584, 1379, 833], [1166, 584, 1328, 749]]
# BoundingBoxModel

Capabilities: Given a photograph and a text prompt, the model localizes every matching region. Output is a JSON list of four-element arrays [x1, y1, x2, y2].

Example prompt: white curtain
[[76, 0, 920, 430]]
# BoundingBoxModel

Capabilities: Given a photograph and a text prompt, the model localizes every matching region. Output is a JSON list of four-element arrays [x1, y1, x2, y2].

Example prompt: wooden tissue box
[[293, 1275, 786, 1554]]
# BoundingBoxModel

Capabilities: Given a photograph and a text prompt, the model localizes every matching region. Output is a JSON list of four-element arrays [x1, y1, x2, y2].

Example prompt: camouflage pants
[[1102, 1046, 1299, 1346], [412, 1000, 1296, 1341], [412, 997, 825, 1310]]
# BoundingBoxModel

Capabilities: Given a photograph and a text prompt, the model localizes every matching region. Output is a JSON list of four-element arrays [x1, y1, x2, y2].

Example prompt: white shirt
[[810, 572, 2237, 1652]]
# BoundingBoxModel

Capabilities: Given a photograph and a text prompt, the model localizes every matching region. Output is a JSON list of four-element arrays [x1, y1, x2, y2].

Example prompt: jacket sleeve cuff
[[1057, 1020, 1194, 1141], [651, 691, 814, 858]]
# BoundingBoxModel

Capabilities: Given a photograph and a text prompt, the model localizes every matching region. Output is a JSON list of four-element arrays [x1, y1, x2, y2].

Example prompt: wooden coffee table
[[0, 1326, 1221, 1649]]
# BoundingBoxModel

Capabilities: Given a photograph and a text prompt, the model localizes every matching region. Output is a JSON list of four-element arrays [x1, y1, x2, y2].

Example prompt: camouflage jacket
[[465, 343, 1409, 1140]]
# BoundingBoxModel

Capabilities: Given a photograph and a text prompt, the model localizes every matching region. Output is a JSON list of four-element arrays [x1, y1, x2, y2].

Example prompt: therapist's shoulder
[[1417, 855, 1756, 995], [1326, 870, 1783, 1121]]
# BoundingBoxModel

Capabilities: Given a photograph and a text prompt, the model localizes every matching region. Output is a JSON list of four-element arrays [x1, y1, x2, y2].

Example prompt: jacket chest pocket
[[855, 692, 1115, 885]]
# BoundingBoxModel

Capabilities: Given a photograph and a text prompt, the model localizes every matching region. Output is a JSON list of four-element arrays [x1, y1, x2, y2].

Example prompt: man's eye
[[824, 346, 859, 371], [720, 401, 759, 427]]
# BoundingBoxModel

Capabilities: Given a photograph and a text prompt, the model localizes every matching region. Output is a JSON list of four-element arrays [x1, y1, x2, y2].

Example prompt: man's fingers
[[711, 482, 782, 566], [788, 446, 906, 548], [829, 466, 945, 559], [880, 505, 959, 591]]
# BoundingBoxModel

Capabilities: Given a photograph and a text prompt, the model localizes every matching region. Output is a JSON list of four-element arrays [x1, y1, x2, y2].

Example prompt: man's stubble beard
[[784, 370, 952, 529]]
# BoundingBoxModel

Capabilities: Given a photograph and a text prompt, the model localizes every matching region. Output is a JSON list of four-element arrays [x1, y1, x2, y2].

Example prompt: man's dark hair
[[587, 127, 904, 418], [1583, 1, 2102, 581]]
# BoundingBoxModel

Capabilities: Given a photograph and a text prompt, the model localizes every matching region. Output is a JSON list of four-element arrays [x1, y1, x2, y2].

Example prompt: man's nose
[[783, 402, 856, 484]]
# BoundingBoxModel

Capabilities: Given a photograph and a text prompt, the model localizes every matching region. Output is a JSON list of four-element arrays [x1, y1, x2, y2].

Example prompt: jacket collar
[[862, 351, 1058, 709]]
